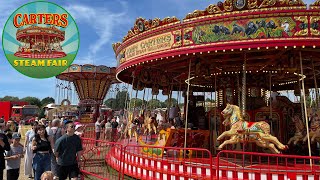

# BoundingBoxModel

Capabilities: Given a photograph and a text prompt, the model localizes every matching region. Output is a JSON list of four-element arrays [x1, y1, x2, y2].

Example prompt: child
[[41, 171, 54, 180], [5, 133, 24, 180]]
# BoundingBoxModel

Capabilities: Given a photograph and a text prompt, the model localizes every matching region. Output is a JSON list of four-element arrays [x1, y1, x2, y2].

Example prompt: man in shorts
[[54, 120, 83, 180]]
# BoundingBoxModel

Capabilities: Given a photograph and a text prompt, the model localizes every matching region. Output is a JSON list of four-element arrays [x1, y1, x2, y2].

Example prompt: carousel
[[14, 25, 66, 58], [56, 64, 118, 123], [109, 0, 320, 179]]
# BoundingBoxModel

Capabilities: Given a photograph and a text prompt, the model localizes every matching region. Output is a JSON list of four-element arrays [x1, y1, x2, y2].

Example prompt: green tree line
[[104, 91, 182, 110]]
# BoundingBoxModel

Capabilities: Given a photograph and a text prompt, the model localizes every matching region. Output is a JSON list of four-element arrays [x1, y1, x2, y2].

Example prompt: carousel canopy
[[16, 25, 65, 42], [56, 64, 118, 104], [113, 0, 320, 93]]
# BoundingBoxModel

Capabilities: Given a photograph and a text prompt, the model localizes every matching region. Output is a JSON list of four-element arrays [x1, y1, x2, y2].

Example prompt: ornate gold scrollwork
[[151, 18, 160, 28], [123, 17, 180, 42], [172, 30, 182, 48], [247, 0, 258, 9], [294, 16, 308, 36], [183, 27, 194, 46], [259, 0, 277, 8], [310, 16, 320, 36], [279, 0, 304, 6], [206, 4, 222, 14], [112, 42, 121, 53], [224, 0, 233, 12]]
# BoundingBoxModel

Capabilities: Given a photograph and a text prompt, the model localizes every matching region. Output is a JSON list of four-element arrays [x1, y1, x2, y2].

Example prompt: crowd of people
[[0, 116, 84, 180]]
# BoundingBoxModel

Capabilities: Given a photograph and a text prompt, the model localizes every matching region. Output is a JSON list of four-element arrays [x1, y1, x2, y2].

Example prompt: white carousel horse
[[303, 111, 320, 143], [217, 104, 288, 154], [287, 115, 305, 145]]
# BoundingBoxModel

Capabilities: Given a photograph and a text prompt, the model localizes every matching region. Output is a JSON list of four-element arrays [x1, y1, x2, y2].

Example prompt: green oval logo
[[2, 1, 79, 79]]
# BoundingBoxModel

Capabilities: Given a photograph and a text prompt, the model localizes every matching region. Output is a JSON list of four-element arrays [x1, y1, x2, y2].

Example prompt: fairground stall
[[106, 0, 320, 179]]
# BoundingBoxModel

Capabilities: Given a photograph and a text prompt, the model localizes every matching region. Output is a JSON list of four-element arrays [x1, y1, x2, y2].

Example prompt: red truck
[[0, 101, 39, 122]]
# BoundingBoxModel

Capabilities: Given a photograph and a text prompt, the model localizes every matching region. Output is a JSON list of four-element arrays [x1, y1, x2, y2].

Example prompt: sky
[[0, 0, 314, 104]]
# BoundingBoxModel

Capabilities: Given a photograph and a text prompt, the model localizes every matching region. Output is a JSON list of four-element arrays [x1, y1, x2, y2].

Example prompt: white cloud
[[65, 1, 129, 64], [0, 0, 30, 48]]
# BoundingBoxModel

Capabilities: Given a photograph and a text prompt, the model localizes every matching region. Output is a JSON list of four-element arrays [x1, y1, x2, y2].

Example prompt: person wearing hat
[[74, 124, 85, 137], [5, 133, 24, 180], [54, 120, 83, 180], [0, 118, 10, 180]]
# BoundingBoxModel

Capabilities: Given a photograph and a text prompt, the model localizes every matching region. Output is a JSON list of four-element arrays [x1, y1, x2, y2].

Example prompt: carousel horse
[[303, 111, 320, 143], [127, 114, 139, 142], [217, 104, 288, 154], [143, 110, 158, 135], [287, 115, 305, 145]]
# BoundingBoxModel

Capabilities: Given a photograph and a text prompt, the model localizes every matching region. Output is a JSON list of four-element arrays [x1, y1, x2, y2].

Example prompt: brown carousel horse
[[303, 110, 320, 143], [217, 104, 288, 154], [287, 115, 305, 145]]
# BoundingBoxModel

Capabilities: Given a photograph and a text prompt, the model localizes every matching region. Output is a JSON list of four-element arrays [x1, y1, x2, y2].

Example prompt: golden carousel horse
[[142, 110, 158, 135], [303, 111, 320, 143], [287, 115, 305, 145], [126, 112, 139, 142], [217, 104, 288, 154]]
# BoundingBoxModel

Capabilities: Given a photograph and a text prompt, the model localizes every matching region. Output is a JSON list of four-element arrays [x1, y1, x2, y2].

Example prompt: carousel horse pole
[[217, 104, 288, 154]]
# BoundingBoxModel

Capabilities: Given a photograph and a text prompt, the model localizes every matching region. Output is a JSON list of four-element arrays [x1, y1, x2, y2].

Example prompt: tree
[[115, 91, 130, 110], [39, 108, 46, 119], [129, 98, 147, 108], [41, 97, 55, 107], [147, 99, 162, 109], [104, 98, 116, 109], [0, 96, 20, 101], [20, 96, 42, 107], [163, 98, 177, 107]]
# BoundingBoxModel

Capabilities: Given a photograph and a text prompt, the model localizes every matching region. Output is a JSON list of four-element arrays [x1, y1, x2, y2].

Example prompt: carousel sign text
[[123, 32, 174, 62]]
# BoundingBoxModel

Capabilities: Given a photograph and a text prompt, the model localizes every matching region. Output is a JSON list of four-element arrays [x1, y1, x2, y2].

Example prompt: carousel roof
[[16, 25, 65, 42], [112, 0, 320, 93], [56, 64, 118, 104]]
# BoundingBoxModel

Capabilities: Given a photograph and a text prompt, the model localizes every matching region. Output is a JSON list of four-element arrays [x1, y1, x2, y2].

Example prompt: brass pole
[[299, 51, 312, 167]]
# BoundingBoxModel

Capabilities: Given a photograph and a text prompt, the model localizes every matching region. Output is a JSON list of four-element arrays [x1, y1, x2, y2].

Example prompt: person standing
[[5, 133, 24, 180], [32, 125, 53, 180], [24, 121, 38, 179], [0, 119, 10, 180], [50, 119, 63, 179], [95, 118, 102, 146], [54, 120, 83, 180], [111, 118, 118, 142]]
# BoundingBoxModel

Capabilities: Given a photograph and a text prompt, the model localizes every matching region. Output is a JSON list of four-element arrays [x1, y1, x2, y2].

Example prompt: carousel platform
[[105, 136, 320, 180]]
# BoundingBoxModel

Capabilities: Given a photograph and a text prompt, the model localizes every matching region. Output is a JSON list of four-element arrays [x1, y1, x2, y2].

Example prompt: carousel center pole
[[184, 59, 192, 151], [214, 74, 217, 154], [242, 53, 247, 117], [299, 51, 312, 167], [269, 72, 273, 134]]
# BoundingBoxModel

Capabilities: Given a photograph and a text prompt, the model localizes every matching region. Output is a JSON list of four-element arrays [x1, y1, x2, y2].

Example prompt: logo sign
[[2, 1, 79, 78]]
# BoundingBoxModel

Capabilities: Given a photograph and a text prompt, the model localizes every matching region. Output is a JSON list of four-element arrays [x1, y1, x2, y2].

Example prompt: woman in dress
[[24, 121, 38, 179]]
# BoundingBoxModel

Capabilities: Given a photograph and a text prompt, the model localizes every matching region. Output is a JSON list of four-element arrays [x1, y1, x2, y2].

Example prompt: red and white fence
[[79, 137, 320, 180], [216, 150, 320, 180]]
